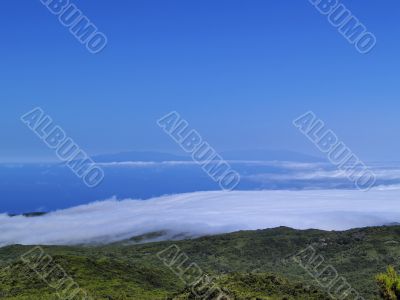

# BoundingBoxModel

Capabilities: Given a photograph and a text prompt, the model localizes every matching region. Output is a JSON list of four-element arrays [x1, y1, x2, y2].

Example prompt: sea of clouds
[[1, 188, 400, 247]]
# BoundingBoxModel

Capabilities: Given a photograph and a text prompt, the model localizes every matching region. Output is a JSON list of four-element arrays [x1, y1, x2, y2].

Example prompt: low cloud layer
[[1, 189, 400, 247]]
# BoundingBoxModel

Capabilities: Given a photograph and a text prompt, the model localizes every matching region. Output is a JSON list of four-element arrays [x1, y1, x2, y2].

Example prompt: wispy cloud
[[1, 189, 400, 247], [245, 166, 400, 183]]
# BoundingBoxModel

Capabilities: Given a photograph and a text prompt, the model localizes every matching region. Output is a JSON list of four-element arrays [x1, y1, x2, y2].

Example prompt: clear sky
[[1, 0, 399, 162]]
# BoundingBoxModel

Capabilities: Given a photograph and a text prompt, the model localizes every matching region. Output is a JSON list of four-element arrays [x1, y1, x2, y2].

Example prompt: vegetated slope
[[1, 225, 400, 299], [168, 272, 330, 300]]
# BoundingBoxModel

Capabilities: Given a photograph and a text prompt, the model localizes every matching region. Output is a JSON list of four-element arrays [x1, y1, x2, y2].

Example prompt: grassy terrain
[[1, 225, 400, 299]]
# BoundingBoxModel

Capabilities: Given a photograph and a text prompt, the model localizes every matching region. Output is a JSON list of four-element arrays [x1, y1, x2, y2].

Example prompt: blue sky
[[1, 0, 399, 162]]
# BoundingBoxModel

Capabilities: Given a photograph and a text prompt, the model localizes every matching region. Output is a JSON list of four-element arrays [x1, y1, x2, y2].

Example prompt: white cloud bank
[[1, 189, 400, 247]]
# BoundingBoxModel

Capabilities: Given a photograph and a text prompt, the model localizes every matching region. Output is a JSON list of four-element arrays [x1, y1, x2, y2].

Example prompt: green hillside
[[1, 225, 400, 299]]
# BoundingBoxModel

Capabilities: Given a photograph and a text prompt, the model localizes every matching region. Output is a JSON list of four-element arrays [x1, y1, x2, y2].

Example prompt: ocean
[[1, 160, 399, 214]]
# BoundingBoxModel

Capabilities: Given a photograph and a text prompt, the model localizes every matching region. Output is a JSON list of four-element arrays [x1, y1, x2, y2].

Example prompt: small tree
[[376, 266, 400, 299]]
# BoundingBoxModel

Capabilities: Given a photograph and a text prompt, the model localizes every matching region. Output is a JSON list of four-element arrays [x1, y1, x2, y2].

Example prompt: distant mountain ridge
[[92, 150, 323, 163], [220, 149, 324, 162], [92, 151, 190, 162]]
